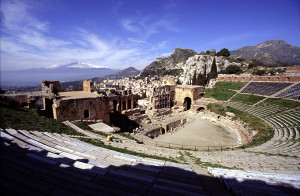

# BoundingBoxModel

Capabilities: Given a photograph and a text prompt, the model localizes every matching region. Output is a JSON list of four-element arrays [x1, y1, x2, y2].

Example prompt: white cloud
[[0, 0, 172, 71], [120, 15, 180, 40], [1, 1, 169, 70], [1, 0, 48, 32], [121, 19, 141, 33]]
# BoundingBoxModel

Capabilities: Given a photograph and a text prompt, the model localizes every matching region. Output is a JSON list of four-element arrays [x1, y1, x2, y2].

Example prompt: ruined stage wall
[[53, 97, 110, 123], [41, 81, 62, 94], [174, 85, 204, 106]]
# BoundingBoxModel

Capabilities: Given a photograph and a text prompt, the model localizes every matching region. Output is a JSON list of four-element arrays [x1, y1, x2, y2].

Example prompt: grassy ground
[[0, 98, 83, 135], [73, 121, 110, 137], [207, 103, 274, 147], [184, 151, 241, 170], [79, 137, 179, 163], [204, 81, 247, 101], [73, 121, 94, 131], [117, 133, 142, 143], [231, 93, 265, 105], [261, 98, 300, 109]]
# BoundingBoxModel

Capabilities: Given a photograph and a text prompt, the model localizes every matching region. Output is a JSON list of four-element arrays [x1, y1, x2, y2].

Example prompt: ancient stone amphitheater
[[1, 81, 300, 195]]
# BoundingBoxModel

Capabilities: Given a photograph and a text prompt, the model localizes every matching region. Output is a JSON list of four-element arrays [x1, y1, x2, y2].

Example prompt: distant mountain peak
[[256, 40, 290, 49], [46, 62, 110, 69], [231, 40, 300, 65]]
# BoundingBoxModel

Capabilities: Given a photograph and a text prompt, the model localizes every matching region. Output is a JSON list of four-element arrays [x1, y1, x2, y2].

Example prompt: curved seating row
[[276, 83, 300, 100], [1, 129, 207, 195], [240, 82, 292, 96], [208, 167, 300, 195], [223, 101, 300, 157]]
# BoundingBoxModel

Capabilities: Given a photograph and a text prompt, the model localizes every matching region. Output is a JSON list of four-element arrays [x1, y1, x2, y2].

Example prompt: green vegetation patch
[[207, 103, 274, 147], [262, 98, 300, 110], [117, 133, 142, 143], [73, 121, 110, 137], [231, 94, 265, 105], [207, 103, 227, 116], [0, 98, 83, 136], [79, 138, 178, 163], [73, 121, 94, 131], [184, 151, 241, 169], [178, 151, 187, 163], [204, 81, 247, 101]]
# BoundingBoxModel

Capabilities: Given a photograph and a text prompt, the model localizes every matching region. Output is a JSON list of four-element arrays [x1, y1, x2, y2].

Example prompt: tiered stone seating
[[223, 99, 300, 157], [276, 82, 300, 100], [248, 109, 300, 156], [225, 101, 249, 111], [240, 82, 292, 96], [1, 129, 208, 195], [245, 104, 287, 118], [225, 101, 287, 118], [208, 167, 300, 195]]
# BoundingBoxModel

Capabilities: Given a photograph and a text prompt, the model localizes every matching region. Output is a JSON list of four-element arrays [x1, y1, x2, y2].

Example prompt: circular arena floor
[[153, 113, 238, 146]]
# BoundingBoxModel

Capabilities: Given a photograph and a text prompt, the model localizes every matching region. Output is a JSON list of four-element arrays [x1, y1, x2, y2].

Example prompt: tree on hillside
[[216, 48, 230, 57], [248, 59, 266, 69], [195, 64, 207, 85], [255, 69, 266, 76], [224, 65, 243, 74], [207, 57, 218, 82], [192, 71, 197, 85], [195, 73, 207, 85]]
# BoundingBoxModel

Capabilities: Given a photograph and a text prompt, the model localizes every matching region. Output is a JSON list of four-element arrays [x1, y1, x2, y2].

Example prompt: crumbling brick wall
[[174, 85, 204, 106], [83, 80, 92, 92], [41, 81, 63, 94], [217, 74, 300, 82], [53, 97, 110, 123]]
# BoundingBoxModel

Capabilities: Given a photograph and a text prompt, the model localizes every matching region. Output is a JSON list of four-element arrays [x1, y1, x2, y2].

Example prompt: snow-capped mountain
[[1, 62, 119, 87], [45, 62, 111, 69]]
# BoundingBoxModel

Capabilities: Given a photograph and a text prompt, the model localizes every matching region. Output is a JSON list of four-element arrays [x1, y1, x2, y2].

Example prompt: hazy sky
[[1, 0, 300, 71]]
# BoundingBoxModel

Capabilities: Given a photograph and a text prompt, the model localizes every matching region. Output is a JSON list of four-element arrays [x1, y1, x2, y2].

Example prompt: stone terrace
[[224, 100, 300, 157], [1, 128, 208, 195]]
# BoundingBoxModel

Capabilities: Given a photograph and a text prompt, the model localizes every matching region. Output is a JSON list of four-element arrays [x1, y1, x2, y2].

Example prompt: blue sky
[[1, 0, 300, 71]]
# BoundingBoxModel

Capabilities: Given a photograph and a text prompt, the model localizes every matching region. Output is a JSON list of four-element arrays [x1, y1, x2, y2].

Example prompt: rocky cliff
[[181, 55, 240, 85], [140, 48, 197, 77]]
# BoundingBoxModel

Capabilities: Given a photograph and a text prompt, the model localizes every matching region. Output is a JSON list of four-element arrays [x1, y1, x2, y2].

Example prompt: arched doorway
[[113, 100, 118, 112], [127, 99, 131, 109], [196, 107, 205, 112], [183, 97, 192, 110]]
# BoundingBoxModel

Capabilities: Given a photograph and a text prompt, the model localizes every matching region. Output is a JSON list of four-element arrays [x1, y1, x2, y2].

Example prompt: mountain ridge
[[230, 40, 300, 65], [1, 62, 118, 87]]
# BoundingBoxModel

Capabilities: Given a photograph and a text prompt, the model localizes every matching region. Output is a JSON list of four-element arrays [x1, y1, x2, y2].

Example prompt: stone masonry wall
[[174, 85, 204, 106], [217, 74, 300, 82], [53, 97, 110, 123]]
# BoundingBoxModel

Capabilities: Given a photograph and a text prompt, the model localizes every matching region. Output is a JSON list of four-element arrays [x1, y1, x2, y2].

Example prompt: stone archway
[[196, 107, 205, 112], [183, 97, 192, 110]]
